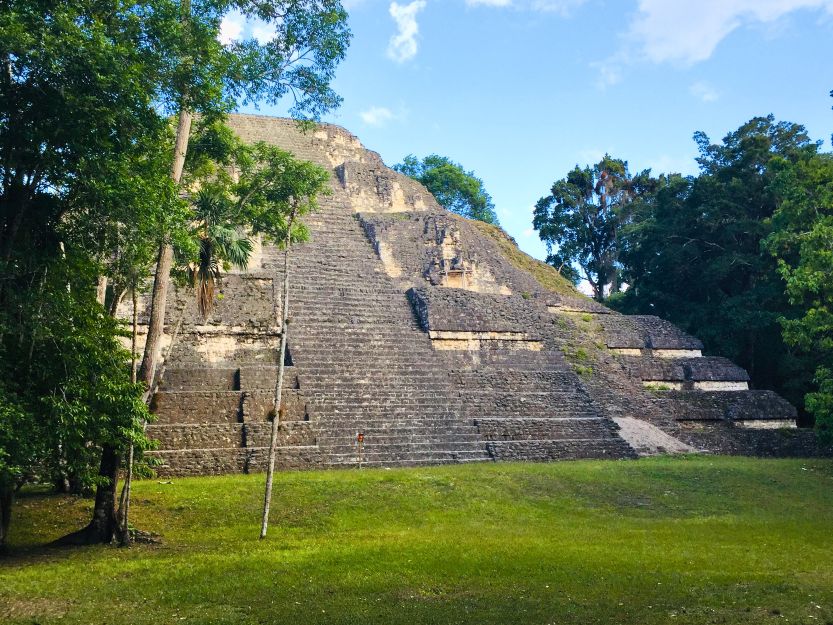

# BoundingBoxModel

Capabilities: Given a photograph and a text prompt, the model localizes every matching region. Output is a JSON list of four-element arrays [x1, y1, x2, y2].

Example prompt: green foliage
[[573, 364, 594, 378], [177, 120, 331, 318], [5, 458, 833, 624], [394, 154, 499, 225], [533, 155, 655, 300], [234, 141, 331, 245], [0, 251, 152, 493], [765, 152, 833, 443], [186, 185, 254, 319], [1, 1, 174, 513], [614, 116, 821, 414], [0, 0, 350, 542]]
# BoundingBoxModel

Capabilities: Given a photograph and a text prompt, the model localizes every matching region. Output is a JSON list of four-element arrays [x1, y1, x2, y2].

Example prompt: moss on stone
[[470, 220, 581, 297]]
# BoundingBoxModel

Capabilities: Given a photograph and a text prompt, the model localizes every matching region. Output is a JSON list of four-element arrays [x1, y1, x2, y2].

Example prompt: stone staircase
[[136, 113, 818, 476], [445, 350, 636, 461], [266, 207, 491, 467]]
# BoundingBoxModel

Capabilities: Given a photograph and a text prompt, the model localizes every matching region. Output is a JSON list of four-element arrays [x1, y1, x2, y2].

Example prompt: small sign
[[357, 432, 364, 443]]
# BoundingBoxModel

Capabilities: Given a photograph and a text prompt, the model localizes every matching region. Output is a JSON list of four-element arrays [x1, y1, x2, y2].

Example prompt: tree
[[765, 152, 833, 443], [226, 144, 331, 539], [394, 155, 500, 225], [137, 0, 351, 396], [187, 186, 254, 319], [1, 0, 178, 545], [533, 155, 655, 301], [0, 247, 152, 549], [614, 116, 821, 411]]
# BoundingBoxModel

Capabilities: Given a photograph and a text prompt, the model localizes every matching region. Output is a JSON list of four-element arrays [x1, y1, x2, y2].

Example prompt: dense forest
[[534, 113, 833, 441]]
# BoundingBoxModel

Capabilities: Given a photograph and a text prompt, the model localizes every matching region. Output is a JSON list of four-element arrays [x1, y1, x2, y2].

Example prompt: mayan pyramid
[[122, 114, 814, 476]]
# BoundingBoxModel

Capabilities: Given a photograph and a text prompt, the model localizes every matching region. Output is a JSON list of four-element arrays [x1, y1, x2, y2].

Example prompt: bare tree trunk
[[137, 108, 192, 391], [118, 289, 140, 545], [108, 286, 126, 318], [55, 446, 121, 545], [96, 275, 108, 306], [260, 207, 297, 539], [131, 288, 139, 384]]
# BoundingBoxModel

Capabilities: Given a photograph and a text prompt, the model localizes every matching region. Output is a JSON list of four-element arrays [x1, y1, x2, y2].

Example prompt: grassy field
[[2, 456, 832, 625]]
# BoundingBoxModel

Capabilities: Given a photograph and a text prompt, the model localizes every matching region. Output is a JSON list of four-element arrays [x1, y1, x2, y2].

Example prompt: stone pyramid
[[123, 114, 817, 476]]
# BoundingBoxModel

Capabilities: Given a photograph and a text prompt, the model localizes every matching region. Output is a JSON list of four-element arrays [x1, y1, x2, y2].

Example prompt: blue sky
[[240, 0, 833, 261]]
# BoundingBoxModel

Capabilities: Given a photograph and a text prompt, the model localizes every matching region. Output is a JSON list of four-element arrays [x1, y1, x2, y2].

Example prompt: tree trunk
[[108, 286, 126, 318], [69, 1, 193, 547], [0, 477, 13, 552], [96, 275, 108, 307], [118, 289, 140, 545], [260, 208, 297, 539], [137, 108, 192, 391], [54, 445, 121, 545]]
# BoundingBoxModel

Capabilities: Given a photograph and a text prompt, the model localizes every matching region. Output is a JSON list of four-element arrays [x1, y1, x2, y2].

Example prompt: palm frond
[[193, 238, 221, 321]]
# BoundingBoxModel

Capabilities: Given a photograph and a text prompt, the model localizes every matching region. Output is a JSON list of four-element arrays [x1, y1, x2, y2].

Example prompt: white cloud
[[690, 81, 719, 103], [592, 0, 833, 89], [360, 106, 396, 126], [530, 0, 586, 14], [646, 154, 698, 177], [387, 1, 427, 63], [628, 0, 833, 65], [218, 12, 244, 45], [251, 21, 276, 45], [522, 227, 535, 237]]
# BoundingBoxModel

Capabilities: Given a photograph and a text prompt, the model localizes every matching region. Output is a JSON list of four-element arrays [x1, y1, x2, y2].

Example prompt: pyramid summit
[[125, 114, 821, 476]]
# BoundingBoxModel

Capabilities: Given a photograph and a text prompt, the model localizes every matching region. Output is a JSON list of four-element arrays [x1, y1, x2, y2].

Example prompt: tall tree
[[615, 116, 821, 409], [137, 0, 351, 396], [765, 152, 833, 443], [227, 144, 330, 539], [394, 154, 500, 225], [1, 0, 178, 545], [533, 155, 654, 301]]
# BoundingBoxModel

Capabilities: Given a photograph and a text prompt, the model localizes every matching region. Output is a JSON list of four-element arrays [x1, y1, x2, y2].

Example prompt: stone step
[[474, 417, 619, 441], [150, 391, 242, 425], [324, 440, 487, 454], [148, 445, 321, 477], [485, 438, 636, 461], [325, 449, 489, 464]]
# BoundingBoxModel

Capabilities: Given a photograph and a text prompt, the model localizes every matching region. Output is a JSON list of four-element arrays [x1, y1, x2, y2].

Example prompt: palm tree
[[188, 187, 253, 321]]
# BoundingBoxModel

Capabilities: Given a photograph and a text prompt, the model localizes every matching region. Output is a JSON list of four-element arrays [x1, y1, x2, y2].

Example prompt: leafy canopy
[[394, 154, 499, 225], [765, 151, 833, 443], [533, 155, 655, 300], [614, 115, 823, 420]]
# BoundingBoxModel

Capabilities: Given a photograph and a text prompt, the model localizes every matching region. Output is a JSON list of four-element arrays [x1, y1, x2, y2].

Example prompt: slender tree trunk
[[260, 208, 297, 539], [137, 108, 192, 391], [108, 286, 125, 318], [131, 289, 139, 384], [118, 289, 140, 545], [96, 275, 108, 306]]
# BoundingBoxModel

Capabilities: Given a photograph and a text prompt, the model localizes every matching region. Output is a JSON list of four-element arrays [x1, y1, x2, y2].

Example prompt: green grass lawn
[[2, 456, 833, 625]]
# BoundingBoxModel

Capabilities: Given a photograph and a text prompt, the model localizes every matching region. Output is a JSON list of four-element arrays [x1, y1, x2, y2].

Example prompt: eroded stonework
[[128, 114, 827, 475]]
